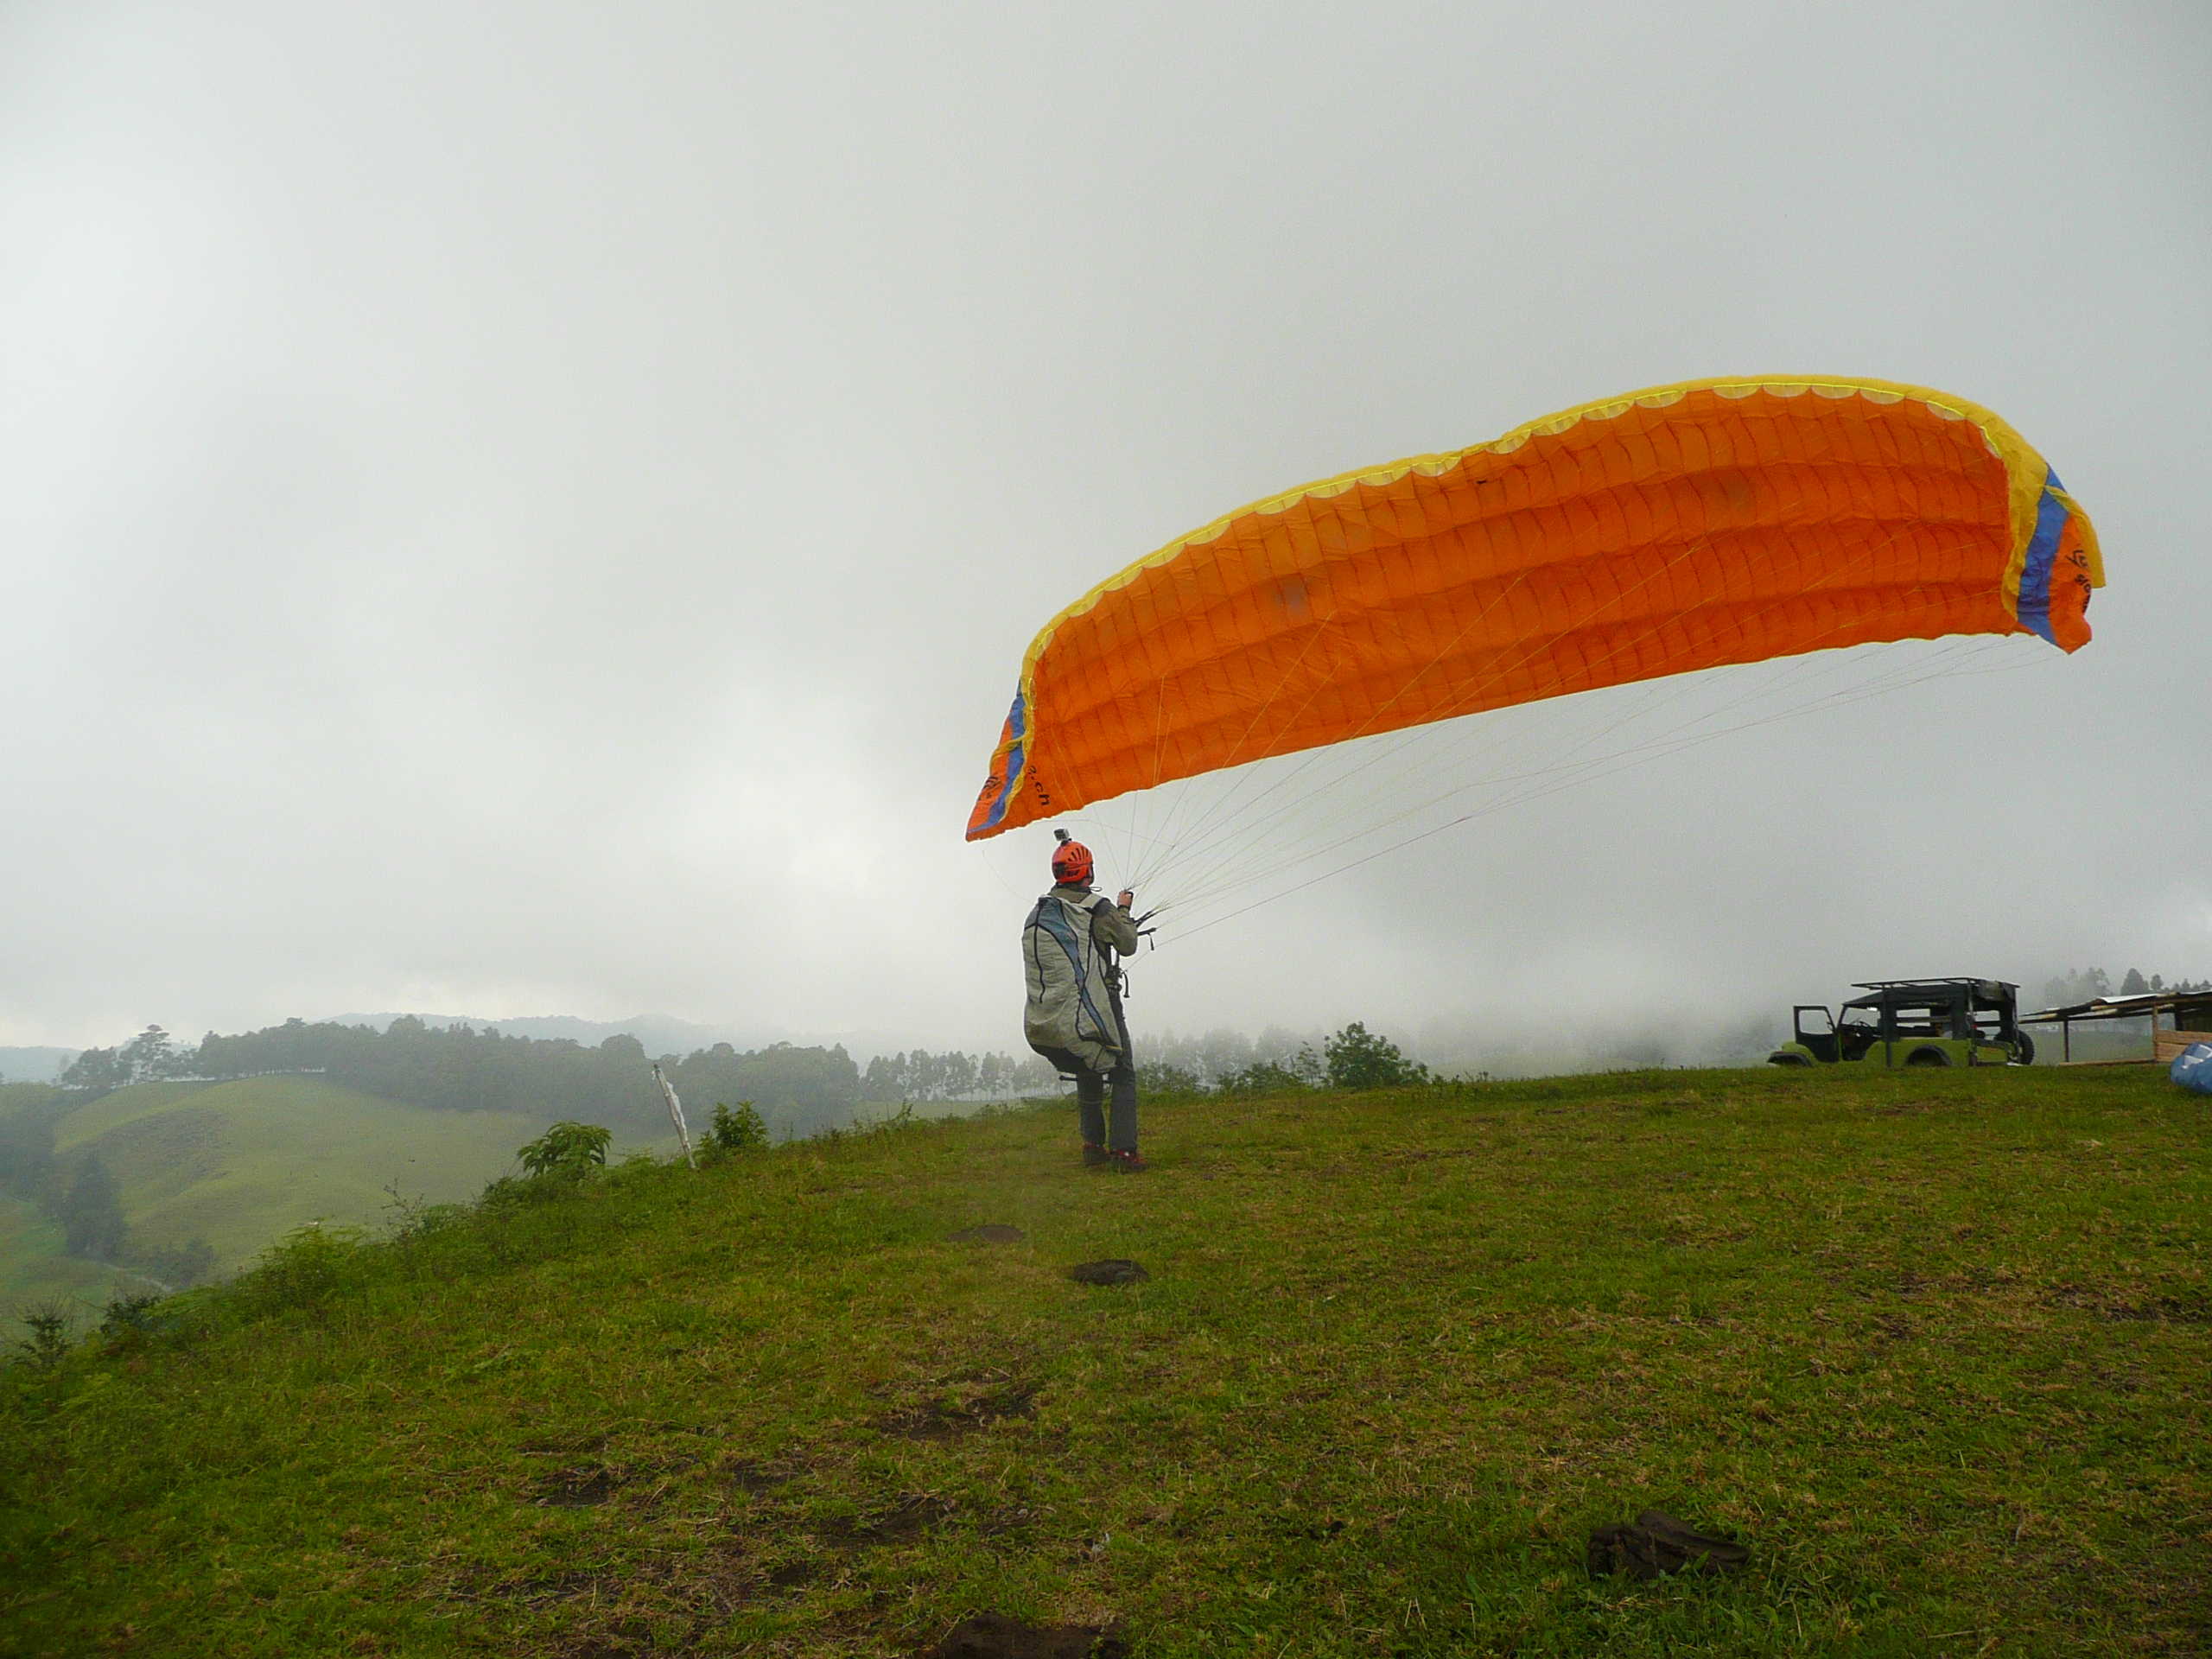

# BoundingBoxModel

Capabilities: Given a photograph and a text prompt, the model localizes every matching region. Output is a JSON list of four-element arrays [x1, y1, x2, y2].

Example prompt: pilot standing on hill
[[1021, 834, 1146, 1172]]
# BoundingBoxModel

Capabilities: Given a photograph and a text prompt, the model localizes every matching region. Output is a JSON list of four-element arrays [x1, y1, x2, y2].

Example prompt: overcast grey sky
[[3, 2, 2206, 1055]]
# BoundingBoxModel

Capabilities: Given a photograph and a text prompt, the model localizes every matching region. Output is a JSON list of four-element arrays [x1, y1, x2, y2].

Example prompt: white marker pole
[[652, 1062, 697, 1169]]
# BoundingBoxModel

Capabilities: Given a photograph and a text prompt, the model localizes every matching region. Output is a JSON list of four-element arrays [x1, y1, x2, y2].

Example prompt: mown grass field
[[3, 1065, 2206, 1656]]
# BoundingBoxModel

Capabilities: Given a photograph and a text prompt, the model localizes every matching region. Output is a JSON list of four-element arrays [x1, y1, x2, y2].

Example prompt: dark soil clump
[[721, 1459, 798, 1493], [920, 1612, 1128, 1658], [1066, 1260, 1148, 1287], [1586, 1510, 1748, 1579], [948, 1224, 1027, 1244], [762, 1560, 817, 1592], [877, 1383, 1039, 1440], [830, 1494, 955, 1546], [537, 1468, 619, 1507]]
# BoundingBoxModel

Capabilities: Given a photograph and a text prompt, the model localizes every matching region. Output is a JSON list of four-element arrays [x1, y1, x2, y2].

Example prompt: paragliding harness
[[1017, 831, 1159, 1092], [1023, 887, 1123, 1077], [1023, 832, 1157, 1079]]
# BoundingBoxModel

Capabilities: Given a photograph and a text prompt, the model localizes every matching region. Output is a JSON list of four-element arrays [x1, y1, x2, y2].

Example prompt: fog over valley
[[2, 1, 2204, 1066]]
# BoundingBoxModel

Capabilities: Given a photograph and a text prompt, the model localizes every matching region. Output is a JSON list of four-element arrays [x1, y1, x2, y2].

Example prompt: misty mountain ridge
[[321, 1013, 979, 1068], [323, 1011, 781, 1059], [0, 1047, 78, 1084]]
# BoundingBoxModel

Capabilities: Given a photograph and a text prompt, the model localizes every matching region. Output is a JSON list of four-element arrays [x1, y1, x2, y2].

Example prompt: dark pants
[[1039, 988, 1139, 1153]]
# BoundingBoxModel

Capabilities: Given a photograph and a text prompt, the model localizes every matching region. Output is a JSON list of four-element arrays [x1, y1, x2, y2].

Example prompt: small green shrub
[[479, 1174, 566, 1213], [518, 1121, 612, 1179], [99, 1293, 168, 1344], [860, 1103, 918, 1134], [707, 1102, 768, 1154], [399, 1201, 470, 1238], [1218, 1051, 1323, 1095], [381, 1185, 474, 1277], [130, 1237, 218, 1288], [1324, 1022, 1430, 1090], [14, 1302, 73, 1370], [236, 1223, 372, 1316], [1137, 1061, 1204, 1096]]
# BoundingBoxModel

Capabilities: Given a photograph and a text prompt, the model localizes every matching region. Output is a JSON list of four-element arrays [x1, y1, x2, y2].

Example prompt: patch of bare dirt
[[918, 1612, 1128, 1658], [1066, 1260, 1147, 1287], [827, 1494, 956, 1548], [760, 1558, 819, 1592], [875, 1383, 1039, 1440], [721, 1458, 801, 1493], [2048, 1286, 2212, 1324], [536, 1468, 620, 1507]]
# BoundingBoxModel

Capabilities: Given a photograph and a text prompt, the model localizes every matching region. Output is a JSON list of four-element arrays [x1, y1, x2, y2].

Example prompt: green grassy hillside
[[4, 1065, 2206, 1657], [3, 1077, 649, 1306], [0, 1081, 63, 1122], [50, 1077, 559, 1270], [0, 1196, 150, 1305]]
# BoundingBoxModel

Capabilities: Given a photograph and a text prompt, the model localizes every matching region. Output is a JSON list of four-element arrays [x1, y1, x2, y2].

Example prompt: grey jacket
[[1022, 884, 1140, 1073], [1057, 882, 1141, 957]]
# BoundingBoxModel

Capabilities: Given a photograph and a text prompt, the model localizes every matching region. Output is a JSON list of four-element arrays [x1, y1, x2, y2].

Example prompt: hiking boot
[[1108, 1148, 1148, 1173], [1081, 1143, 1110, 1167]]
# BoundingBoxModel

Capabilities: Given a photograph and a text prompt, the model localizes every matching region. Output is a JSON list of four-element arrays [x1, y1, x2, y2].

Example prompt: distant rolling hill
[[0, 1192, 129, 1304], [321, 1010, 779, 1057], [51, 1077, 564, 1271], [317, 1010, 922, 1066], [0, 1046, 77, 1084], [6, 1077, 673, 1306]]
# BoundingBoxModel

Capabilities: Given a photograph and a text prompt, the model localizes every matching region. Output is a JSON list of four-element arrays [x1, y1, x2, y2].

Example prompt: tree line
[[854, 1025, 1433, 1101], [1116, 1025, 1338, 1090], [1135, 1022, 1430, 1095], [858, 1049, 1061, 1102], [2041, 967, 2212, 1007], [59, 1018, 863, 1133]]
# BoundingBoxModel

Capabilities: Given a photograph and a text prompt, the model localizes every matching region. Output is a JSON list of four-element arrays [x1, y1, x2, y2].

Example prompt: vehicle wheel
[[1903, 1047, 1951, 1067], [1769, 1052, 1814, 1067], [2011, 1030, 2037, 1065]]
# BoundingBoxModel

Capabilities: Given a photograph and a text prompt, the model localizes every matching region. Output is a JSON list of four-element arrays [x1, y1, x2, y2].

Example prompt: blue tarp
[[2173, 1042, 2212, 1096]]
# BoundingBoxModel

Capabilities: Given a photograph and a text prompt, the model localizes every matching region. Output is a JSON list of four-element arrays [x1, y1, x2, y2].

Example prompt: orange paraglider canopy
[[966, 376, 2101, 841]]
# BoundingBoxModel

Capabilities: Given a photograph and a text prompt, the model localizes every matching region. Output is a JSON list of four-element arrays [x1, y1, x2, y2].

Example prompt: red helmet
[[1050, 836, 1094, 886]]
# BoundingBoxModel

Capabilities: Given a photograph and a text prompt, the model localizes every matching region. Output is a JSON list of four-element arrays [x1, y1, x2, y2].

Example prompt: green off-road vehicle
[[1768, 978, 2034, 1069]]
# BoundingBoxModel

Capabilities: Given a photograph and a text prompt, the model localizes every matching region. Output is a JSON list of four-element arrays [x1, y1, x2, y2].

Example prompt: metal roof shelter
[[2019, 990, 2212, 1065]]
